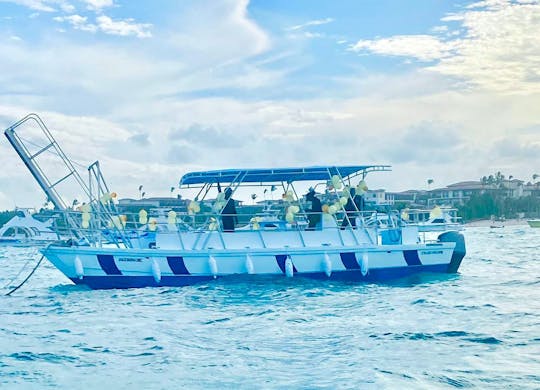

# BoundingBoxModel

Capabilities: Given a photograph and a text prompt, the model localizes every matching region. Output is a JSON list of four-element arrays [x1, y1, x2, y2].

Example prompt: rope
[[4, 253, 46, 296], [1, 256, 35, 289]]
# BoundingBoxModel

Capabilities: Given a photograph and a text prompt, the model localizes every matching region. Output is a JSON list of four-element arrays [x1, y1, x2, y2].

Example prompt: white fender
[[245, 254, 254, 274], [74, 256, 84, 280], [285, 257, 294, 278], [151, 259, 161, 283], [209, 255, 218, 278], [361, 252, 369, 276], [323, 252, 332, 277]]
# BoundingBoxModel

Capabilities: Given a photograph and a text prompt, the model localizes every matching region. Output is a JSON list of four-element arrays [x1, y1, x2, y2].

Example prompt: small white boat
[[527, 219, 540, 228], [402, 207, 463, 232], [0, 209, 59, 246]]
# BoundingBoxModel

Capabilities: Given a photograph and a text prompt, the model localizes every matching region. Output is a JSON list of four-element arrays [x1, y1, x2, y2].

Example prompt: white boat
[[527, 219, 540, 228], [4, 115, 466, 290], [0, 208, 59, 246], [402, 207, 463, 232], [37, 166, 465, 289]]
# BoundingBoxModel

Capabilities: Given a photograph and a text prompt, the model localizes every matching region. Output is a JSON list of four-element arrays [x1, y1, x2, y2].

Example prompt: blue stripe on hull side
[[71, 275, 214, 289], [167, 256, 190, 275], [275, 255, 297, 274], [300, 263, 447, 281], [69, 264, 449, 289], [97, 254, 122, 275], [403, 250, 422, 266], [340, 252, 360, 270]]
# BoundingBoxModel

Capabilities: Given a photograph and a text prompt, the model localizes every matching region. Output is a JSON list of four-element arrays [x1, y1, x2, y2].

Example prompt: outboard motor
[[438, 231, 466, 273]]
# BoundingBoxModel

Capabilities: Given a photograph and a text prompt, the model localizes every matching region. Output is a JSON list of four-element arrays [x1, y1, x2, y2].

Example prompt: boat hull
[[527, 220, 540, 228], [42, 234, 465, 289]]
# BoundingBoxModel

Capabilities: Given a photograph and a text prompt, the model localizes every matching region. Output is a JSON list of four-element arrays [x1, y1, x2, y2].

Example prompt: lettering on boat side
[[117, 257, 144, 262], [420, 250, 444, 255]]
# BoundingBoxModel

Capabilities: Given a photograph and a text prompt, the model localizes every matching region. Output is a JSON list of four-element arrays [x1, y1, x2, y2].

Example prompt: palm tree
[[427, 179, 434, 190], [138, 185, 144, 199]]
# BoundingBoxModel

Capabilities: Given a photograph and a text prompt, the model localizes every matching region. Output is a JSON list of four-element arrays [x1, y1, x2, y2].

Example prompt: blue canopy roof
[[180, 165, 390, 185]]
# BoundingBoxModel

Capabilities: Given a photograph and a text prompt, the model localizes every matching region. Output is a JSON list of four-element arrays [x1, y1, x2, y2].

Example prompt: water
[[1, 227, 539, 389]]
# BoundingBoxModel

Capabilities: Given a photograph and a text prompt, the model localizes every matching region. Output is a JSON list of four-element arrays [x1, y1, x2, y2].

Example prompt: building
[[364, 189, 395, 205]]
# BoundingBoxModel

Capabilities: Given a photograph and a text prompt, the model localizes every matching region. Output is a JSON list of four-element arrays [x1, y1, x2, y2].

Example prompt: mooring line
[[1, 254, 36, 290], [4, 255, 45, 296]]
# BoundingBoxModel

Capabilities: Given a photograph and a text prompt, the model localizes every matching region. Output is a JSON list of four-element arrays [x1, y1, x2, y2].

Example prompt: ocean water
[[0, 227, 539, 389]]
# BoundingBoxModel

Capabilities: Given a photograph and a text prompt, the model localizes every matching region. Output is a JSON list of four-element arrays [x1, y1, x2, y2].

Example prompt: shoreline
[[464, 218, 529, 227]]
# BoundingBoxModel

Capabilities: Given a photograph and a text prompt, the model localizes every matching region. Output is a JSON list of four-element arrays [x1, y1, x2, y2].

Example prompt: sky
[[0, 0, 539, 209]]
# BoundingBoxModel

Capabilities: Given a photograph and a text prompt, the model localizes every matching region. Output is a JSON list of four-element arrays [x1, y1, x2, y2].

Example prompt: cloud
[[0, 0, 73, 12], [350, 35, 455, 62], [54, 14, 97, 32], [96, 15, 152, 38], [350, 0, 540, 94], [287, 18, 334, 31], [128, 132, 149, 146], [0, 0, 55, 12], [169, 123, 251, 148], [82, 0, 113, 11], [493, 138, 540, 160], [380, 122, 464, 164], [1, 0, 539, 209], [53, 14, 152, 37]]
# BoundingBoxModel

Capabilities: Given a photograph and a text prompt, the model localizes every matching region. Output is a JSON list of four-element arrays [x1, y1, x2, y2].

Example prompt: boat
[[527, 219, 540, 228], [0, 208, 59, 246], [39, 166, 466, 290], [402, 206, 463, 232], [4, 114, 467, 290]]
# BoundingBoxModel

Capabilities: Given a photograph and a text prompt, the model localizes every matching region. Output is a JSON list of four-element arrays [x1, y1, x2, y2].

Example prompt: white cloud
[[287, 17, 334, 31], [54, 14, 97, 32], [0, 0, 74, 12], [350, 35, 455, 62], [83, 0, 113, 11], [0, 0, 55, 11], [53, 14, 152, 37], [0, 0, 539, 209], [350, 0, 540, 94], [165, 0, 270, 65], [96, 15, 152, 38]]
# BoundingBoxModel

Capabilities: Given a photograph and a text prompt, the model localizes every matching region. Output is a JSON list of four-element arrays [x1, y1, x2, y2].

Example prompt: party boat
[[4, 114, 466, 290]]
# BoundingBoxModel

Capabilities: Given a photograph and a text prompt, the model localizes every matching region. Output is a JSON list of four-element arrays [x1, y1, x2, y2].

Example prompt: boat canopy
[[180, 165, 391, 186]]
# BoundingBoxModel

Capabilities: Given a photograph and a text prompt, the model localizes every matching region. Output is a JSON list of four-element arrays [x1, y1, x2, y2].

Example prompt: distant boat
[[0, 209, 59, 246], [527, 219, 540, 228]]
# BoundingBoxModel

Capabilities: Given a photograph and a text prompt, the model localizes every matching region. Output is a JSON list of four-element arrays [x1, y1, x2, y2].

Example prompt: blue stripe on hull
[[167, 256, 190, 275], [340, 252, 360, 270], [71, 275, 214, 289], [403, 250, 422, 266], [69, 264, 449, 289], [275, 255, 297, 274], [97, 254, 122, 275]]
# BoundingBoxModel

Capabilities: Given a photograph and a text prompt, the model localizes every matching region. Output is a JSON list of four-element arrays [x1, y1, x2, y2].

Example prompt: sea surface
[[0, 227, 539, 389]]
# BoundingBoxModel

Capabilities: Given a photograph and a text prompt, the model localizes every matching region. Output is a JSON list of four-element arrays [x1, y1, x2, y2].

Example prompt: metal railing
[[42, 207, 412, 248]]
